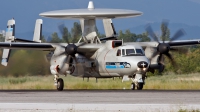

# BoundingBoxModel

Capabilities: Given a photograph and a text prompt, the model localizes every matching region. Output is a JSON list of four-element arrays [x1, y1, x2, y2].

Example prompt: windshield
[[126, 49, 135, 55], [136, 49, 144, 55], [125, 49, 144, 56]]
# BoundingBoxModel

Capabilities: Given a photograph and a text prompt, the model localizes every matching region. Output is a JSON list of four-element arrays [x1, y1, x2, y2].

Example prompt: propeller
[[145, 20, 186, 67], [56, 22, 86, 74]]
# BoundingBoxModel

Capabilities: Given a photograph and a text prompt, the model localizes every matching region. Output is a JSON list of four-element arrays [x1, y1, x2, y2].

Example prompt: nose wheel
[[57, 78, 64, 91], [130, 73, 145, 90], [131, 83, 135, 90], [137, 83, 144, 90]]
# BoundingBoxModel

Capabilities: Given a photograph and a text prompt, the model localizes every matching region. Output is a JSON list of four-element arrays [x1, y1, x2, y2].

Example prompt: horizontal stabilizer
[[33, 19, 42, 43]]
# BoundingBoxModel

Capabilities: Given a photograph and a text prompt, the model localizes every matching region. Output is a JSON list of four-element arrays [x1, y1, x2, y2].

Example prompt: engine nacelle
[[50, 65, 59, 75], [50, 64, 70, 75]]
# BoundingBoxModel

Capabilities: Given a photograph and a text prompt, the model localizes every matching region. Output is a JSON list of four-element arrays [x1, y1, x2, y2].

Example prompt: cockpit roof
[[119, 45, 143, 49]]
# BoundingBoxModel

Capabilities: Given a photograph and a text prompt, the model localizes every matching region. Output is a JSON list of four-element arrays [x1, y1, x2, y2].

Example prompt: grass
[[0, 73, 200, 90], [178, 109, 200, 112]]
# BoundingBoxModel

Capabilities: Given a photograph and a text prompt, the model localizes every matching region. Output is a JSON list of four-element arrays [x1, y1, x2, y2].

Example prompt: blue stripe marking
[[6, 28, 13, 32], [1, 58, 7, 63], [106, 65, 124, 69]]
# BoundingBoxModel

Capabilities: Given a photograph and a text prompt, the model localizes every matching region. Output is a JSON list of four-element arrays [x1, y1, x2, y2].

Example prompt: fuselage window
[[126, 49, 135, 55], [122, 49, 125, 56], [117, 49, 121, 56]]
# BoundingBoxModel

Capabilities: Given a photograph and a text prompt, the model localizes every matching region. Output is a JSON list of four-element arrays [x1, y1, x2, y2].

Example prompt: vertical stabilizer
[[33, 19, 42, 43], [103, 19, 116, 37], [2, 19, 15, 66]]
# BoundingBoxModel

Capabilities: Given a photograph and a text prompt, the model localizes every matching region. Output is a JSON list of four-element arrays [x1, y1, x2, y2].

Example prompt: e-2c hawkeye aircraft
[[1, 1, 200, 91]]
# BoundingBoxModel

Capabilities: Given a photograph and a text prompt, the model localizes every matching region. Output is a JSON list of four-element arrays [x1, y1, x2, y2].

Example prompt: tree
[[71, 22, 82, 43], [136, 32, 151, 42], [0, 34, 5, 42], [161, 22, 170, 41], [96, 27, 106, 38], [41, 35, 46, 43], [62, 27, 71, 43], [50, 32, 62, 43]]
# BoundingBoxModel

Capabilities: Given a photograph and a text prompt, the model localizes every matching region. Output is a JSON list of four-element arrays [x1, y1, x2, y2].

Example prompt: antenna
[[88, 1, 94, 10]]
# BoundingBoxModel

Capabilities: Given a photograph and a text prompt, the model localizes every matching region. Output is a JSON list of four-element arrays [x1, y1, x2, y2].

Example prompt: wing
[[125, 40, 200, 47], [0, 42, 54, 50]]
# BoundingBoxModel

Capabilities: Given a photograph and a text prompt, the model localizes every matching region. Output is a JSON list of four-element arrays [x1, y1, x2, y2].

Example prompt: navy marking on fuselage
[[105, 62, 131, 69]]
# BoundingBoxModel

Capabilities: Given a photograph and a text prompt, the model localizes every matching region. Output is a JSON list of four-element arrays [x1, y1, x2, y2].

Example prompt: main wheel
[[137, 83, 143, 90], [131, 83, 135, 90], [57, 78, 64, 91]]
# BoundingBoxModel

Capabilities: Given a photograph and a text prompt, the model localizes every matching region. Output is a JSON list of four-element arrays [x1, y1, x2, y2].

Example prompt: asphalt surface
[[0, 90, 199, 111]]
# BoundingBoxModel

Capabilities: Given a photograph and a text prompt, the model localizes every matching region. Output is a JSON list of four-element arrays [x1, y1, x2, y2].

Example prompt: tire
[[57, 78, 64, 91], [131, 83, 135, 90], [137, 83, 143, 90]]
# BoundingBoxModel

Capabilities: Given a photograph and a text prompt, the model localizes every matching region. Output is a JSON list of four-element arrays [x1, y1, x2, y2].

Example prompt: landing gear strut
[[131, 83, 135, 90], [57, 78, 64, 91]]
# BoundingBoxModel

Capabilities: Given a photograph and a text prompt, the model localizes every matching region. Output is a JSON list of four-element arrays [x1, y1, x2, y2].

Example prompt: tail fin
[[103, 19, 117, 37], [1, 19, 15, 66], [33, 19, 42, 42]]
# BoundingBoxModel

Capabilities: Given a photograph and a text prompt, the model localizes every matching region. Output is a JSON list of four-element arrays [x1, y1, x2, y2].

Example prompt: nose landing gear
[[130, 74, 145, 90]]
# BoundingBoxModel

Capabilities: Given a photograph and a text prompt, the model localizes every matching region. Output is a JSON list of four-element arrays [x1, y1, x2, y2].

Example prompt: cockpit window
[[116, 49, 121, 56], [126, 49, 135, 55], [125, 49, 144, 56], [122, 49, 125, 56], [136, 49, 144, 55]]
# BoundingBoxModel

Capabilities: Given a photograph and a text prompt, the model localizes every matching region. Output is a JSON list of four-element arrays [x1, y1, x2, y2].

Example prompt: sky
[[0, 0, 200, 38]]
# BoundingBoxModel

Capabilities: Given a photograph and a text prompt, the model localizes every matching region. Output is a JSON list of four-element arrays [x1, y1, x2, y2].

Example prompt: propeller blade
[[165, 52, 176, 66], [57, 22, 70, 44], [72, 55, 84, 76], [162, 19, 169, 29], [149, 51, 159, 61], [145, 24, 160, 43], [161, 20, 169, 43], [170, 47, 188, 54], [58, 22, 65, 35], [170, 29, 186, 42], [158, 54, 165, 65], [66, 55, 72, 64]]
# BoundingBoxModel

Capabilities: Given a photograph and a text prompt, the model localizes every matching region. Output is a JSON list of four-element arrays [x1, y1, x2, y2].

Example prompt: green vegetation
[[0, 73, 199, 90], [178, 109, 200, 112]]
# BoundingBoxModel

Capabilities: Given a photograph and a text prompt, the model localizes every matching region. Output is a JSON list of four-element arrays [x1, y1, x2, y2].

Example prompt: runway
[[0, 90, 200, 112]]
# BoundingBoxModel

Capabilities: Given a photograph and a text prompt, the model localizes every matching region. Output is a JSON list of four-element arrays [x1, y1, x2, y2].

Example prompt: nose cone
[[137, 61, 148, 68]]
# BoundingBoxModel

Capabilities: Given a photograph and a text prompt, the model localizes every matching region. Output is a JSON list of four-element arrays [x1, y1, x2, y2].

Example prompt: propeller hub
[[158, 43, 170, 54], [65, 44, 77, 56]]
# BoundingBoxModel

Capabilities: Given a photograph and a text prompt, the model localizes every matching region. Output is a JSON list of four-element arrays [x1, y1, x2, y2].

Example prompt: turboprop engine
[[145, 20, 186, 73], [145, 47, 164, 73], [50, 63, 70, 75]]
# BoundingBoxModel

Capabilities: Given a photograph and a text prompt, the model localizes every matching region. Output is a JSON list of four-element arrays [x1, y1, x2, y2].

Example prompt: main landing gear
[[57, 78, 64, 91], [54, 75, 64, 91]]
